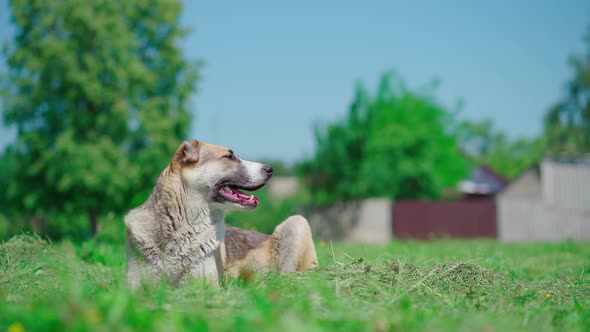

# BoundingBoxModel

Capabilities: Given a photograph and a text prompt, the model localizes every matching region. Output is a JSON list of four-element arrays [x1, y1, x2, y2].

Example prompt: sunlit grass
[[1, 234, 589, 331]]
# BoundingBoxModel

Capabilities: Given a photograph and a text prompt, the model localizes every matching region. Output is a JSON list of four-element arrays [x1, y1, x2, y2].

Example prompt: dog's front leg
[[181, 254, 220, 287], [127, 234, 168, 281], [143, 245, 167, 277]]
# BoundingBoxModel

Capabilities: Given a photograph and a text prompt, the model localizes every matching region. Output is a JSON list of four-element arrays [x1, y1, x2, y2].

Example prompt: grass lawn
[[1, 234, 589, 331]]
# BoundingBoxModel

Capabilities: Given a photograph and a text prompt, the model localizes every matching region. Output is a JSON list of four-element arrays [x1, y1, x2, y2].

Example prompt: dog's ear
[[174, 140, 200, 165]]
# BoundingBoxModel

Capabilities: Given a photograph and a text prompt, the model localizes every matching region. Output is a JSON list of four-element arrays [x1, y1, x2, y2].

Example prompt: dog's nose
[[263, 165, 273, 175]]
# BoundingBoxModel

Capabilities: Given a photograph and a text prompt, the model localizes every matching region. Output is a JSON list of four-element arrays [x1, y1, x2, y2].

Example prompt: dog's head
[[170, 140, 273, 211]]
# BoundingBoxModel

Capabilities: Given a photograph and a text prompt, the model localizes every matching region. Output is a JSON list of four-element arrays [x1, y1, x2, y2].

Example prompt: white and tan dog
[[125, 140, 318, 288]]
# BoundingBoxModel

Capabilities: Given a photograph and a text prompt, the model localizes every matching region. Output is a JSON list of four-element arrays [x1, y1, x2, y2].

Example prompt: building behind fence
[[497, 159, 590, 241], [271, 158, 590, 243]]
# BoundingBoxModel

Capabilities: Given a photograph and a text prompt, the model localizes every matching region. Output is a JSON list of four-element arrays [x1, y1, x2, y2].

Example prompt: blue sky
[[1, 1, 589, 162]]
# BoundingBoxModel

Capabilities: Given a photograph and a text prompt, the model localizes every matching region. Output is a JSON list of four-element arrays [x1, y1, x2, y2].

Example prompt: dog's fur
[[221, 215, 318, 277], [125, 140, 318, 288]]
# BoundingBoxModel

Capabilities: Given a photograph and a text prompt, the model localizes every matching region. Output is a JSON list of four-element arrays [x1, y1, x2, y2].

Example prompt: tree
[[297, 72, 468, 203], [458, 119, 545, 179], [0, 148, 18, 215], [1, 0, 198, 237], [544, 23, 590, 156]]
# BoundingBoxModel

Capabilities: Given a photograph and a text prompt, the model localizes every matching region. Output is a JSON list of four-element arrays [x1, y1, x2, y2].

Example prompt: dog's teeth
[[224, 186, 231, 192], [248, 195, 254, 202]]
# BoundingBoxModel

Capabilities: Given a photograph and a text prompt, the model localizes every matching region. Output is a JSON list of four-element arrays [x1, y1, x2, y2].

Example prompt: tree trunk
[[30, 214, 46, 234], [88, 208, 98, 238]]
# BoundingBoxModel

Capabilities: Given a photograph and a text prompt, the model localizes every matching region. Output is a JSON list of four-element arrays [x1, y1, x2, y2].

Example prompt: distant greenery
[[298, 72, 468, 203], [457, 21, 590, 179], [543, 23, 590, 156], [458, 119, 545, 179], [296, 21, 590, 198], [1, 234, 589, 331], [0, 0, 199, 237]]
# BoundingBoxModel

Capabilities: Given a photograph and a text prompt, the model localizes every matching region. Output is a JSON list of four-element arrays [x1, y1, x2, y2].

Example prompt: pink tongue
[[232, 189, 259, 204]]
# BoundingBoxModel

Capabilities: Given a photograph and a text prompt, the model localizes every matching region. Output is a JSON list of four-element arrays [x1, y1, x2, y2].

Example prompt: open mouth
[[217, 184, 262, 207]]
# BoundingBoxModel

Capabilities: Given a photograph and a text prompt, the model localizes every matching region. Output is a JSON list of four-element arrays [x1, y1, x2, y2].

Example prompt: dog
[[125, 140, 318, 289]]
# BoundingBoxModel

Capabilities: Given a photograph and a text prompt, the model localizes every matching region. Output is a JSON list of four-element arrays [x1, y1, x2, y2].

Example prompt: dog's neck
[[154, 168, 226, 242], [177, 192, 225, 241], [211, 210, 226, 241]]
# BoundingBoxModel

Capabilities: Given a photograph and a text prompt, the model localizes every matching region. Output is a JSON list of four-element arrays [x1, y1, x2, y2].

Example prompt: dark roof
[[458, 165, 509, 195]]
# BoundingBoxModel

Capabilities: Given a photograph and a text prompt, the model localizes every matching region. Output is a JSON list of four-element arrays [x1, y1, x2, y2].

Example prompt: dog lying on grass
[[125, 140, 318, 288]]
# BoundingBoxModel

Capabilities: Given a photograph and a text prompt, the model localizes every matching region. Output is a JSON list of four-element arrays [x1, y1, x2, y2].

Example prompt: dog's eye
[[224, 154, 237, 161]]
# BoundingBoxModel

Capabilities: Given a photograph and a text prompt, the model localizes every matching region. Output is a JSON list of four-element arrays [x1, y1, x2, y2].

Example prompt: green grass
[[1, 234, 589, 331]]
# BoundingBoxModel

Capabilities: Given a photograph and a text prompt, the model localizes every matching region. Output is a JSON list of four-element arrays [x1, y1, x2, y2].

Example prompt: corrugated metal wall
[[392, 199, 497, 239], [497, 163, 590, 241], [542, 160, 590, 210], [497, 198, 590, 241]]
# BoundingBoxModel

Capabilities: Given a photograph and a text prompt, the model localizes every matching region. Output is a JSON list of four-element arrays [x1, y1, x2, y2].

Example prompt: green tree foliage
[[458, 119, 545, 179], [298, 73, 468, 203], [1, 0, 198, 237], [544, 23, 590, 156], [0, 150, 17, 209]]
